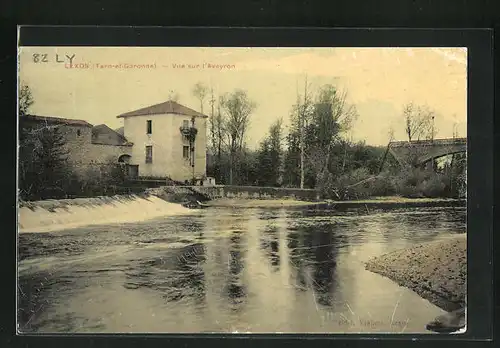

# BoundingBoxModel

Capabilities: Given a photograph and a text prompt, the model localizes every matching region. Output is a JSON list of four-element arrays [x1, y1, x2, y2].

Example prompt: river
[[17, 203, 466, 334]]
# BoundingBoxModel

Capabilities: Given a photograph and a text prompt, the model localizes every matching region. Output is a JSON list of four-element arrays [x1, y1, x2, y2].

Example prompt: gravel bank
[[365, 234, 466, 312]]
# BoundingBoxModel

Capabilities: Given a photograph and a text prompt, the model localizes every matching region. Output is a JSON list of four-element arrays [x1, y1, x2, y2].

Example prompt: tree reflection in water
[[287, 230, 308, 291], [311, 230, 337, 306], [225, 231, 247, 309], [258, 210, 282, 271], [287, 213, 340, 308], [260, 226, 281, 271]]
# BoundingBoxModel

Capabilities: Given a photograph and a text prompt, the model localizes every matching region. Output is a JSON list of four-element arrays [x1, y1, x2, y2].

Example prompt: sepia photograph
[[17, 46, 467, 334]]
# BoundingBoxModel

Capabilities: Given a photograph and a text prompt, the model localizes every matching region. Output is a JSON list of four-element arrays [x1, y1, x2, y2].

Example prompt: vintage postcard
[[17, 46, 467, 334]]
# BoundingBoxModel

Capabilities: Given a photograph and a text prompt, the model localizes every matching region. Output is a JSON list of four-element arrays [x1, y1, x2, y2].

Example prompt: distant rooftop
[[114, 126, 124, 136], [92, 124, 132, 146], [21, 114, 93, 127], [117, 100, 208, 119]]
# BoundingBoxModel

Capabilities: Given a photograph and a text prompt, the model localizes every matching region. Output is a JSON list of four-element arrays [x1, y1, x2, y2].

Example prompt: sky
[[18, 47, 467, 148]]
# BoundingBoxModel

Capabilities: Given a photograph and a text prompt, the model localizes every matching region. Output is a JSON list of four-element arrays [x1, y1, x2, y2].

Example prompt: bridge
[[388, 138, 467, 166]]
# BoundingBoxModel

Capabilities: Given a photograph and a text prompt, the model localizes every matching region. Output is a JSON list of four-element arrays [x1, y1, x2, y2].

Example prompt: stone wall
[[59, 125, 132, 178]]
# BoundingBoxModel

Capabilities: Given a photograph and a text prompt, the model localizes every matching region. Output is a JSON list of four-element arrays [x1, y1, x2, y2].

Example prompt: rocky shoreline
[[365, 234, 466, 313]]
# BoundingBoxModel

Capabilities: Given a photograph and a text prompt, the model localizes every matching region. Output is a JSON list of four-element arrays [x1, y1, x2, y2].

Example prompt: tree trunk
[[299, 75, 308, 189], [300, 134, 304, 189], [341, 142, 347, 173], [378, 142, 391, 174], [229, 152, 233, 185]]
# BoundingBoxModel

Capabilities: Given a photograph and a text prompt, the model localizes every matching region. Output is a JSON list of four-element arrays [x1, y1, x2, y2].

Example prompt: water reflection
[[259, 213, 281, 270], [18, 206, 466, 333], [226, 231, 247, 308], [287, 230, 308, 291], [287, 212, 340, 308], [311, 230, 337, 307]]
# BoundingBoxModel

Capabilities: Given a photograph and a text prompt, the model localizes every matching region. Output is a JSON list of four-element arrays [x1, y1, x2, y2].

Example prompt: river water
[[17, 204, 466, 334]]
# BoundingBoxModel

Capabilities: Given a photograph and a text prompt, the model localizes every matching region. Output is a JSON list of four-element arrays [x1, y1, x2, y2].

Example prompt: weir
[[18, 194, 191, 233]]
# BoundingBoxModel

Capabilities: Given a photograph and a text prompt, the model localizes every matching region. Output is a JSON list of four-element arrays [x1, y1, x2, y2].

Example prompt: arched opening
[[118, 154, 131, 164], [117, 154, 138, 179]]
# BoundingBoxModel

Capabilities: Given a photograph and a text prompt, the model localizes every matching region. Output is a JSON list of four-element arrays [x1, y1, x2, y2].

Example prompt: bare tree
[[291, 76, 314, 189], [299, 76, 311, 189], [207, 89, 227, 181], [221, 89, 256, 185], [205, 86, 227, 183], [208, 87, 217, 153], [403, 102, 437, 142], [192, 82, 208, 114]]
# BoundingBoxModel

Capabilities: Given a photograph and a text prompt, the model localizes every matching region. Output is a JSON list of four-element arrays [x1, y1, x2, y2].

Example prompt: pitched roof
[[92, 124, 132, 146], [117, 100, 208, 119], [21, 114, 93, 127]]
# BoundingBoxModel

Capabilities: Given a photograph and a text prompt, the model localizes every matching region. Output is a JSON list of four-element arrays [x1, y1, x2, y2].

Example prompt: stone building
[[20, 100, 208, 183], [20, 115, 133, 180]]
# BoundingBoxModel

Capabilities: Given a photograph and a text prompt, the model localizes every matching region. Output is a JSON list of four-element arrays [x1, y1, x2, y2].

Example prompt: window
[[77, 129, 81, 136], [145, 146, 153, 163], [183, 145, 190, 159], [182, 120, 189, 128], [146, 120, 152, 134]]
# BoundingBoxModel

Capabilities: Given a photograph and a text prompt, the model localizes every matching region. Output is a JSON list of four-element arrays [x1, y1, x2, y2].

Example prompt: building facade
[[117, 100, 208, 182]]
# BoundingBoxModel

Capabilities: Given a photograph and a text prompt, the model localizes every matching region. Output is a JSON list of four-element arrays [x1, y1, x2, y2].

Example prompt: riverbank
[[18, 194, 191, 233], [365, 234, 466, 312], [205, 196, 465, 209], [325, 196, 465, 210]]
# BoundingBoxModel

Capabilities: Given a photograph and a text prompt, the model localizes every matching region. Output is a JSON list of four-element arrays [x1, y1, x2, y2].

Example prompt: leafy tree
[[305, 84, 358, 176], [19, 83, 34, 116], [268, 118, 284, 186], [256, 138, 273, 186], [283, 132, 301, 187], [18, 84, 71, 200], [19, 126, 70, 199], [255, 118, 284, 187]]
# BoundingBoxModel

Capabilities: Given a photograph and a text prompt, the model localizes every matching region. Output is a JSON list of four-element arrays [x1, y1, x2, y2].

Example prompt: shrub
[[317, 167, 382, 200], [370, 173, 397, 197], [418, 174, 447, 198], [391, 167, 450, 198], [316, 165, 454, 201]]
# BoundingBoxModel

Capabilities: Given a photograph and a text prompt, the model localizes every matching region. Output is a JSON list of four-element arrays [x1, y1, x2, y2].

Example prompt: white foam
[[18, 195, 192, 233]]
